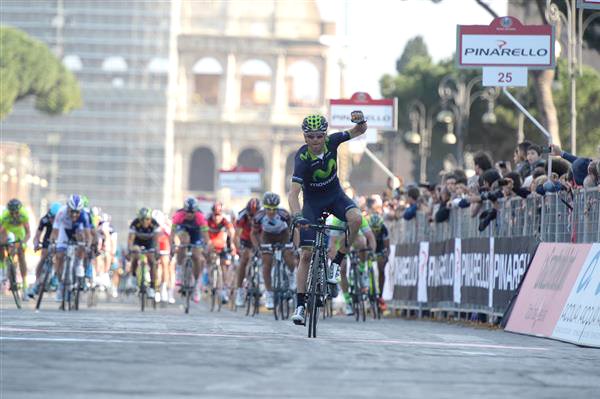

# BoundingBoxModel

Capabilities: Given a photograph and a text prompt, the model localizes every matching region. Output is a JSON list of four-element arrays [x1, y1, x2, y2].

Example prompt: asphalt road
[[1, 294, 599, 399]]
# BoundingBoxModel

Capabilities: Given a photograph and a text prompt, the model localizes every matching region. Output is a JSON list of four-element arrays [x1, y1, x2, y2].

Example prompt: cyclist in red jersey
[[234, 198, 260, 307], [170, 197, 211, 302], [207, 201, 236, 302]]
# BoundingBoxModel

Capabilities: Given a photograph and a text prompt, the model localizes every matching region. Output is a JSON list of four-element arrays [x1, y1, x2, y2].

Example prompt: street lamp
[[436, 75, 499, 167], [546, 0, 600, 154]]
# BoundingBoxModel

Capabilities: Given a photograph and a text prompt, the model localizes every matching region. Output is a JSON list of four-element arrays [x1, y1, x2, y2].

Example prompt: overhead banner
[[457, 16, 555, 69], [505, 243, 593, 342], [329, 92, 397, 130], [553, 244, 600, 347]]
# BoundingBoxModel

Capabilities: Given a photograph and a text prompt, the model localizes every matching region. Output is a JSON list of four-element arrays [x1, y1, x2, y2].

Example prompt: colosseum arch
[[189, 147, 216, 191], [192, 57, 223, 105]]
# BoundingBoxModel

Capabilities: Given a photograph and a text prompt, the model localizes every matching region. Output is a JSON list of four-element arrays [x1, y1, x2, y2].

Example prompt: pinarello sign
[[457, 16, 555, 69], [329, 92, 397, 130], [578, 0, 600, 10]]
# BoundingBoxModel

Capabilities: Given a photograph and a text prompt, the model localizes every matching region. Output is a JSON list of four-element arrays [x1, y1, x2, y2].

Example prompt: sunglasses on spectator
[[305, 133, 325, 140]]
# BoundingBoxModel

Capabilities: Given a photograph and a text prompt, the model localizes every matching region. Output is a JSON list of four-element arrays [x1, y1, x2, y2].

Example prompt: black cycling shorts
[[175, 225, 204, 246], [300, 190, 357, 247]]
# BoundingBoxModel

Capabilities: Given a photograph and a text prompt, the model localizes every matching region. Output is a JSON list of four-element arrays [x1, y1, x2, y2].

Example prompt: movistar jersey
[[292, 131, 350, 198]]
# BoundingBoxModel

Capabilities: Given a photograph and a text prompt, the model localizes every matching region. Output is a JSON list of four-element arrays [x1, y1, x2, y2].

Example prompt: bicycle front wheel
[[8, 261, 21, 309], [184, 258, 192, 314], [36, 258, 52, 310]]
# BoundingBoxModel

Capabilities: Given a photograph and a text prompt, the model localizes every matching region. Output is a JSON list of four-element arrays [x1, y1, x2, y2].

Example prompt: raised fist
[[351, 110, 365, 124]]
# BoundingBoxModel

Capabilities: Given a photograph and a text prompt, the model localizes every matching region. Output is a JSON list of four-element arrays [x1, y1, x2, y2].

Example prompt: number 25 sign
[[482, 67, 528, 87]]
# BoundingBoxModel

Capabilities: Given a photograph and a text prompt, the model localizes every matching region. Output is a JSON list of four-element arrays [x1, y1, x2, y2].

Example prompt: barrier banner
[[459, 238, 491, 307], [418, 242, 429, 303], [382, 245, 396, 301], [492, 237, 539, 311], [505, 243, 592, 338], [390, 243, 419, 302], [553, 244, 600, 347], [426, 240, 454, 303]]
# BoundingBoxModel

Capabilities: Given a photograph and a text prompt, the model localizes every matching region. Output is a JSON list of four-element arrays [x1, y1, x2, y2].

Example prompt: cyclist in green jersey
[[327, 215, 375, 315], [0, 199, 32, 300]]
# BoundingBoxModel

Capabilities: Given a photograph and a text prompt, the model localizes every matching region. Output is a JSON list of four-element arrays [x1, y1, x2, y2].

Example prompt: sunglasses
[[305, 133, 325, 140], [264, 205, 277, 210]]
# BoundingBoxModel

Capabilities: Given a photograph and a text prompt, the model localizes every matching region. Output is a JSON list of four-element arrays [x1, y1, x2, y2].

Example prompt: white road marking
[[0, 327, 549, 351]]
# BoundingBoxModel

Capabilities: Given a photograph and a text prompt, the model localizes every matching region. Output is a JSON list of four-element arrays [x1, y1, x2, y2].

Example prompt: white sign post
[[457, 16, 556, 177]]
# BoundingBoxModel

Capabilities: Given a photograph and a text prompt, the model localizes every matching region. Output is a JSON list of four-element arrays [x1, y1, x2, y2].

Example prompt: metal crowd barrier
[[388, 189, 599, 244]]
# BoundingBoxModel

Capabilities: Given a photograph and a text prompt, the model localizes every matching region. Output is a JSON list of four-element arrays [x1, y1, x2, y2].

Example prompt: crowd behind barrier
[[381, 187, 599, 323], [388, 189, 600, 245]]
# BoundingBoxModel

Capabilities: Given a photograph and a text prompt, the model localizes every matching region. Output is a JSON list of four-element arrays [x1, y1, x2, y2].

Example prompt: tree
[[381, 38, 600, 182], [0, 26, 81, 119], [395, 35, 431, 73]]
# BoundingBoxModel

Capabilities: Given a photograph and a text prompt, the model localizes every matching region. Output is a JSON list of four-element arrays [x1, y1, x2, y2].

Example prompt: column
[[270, 137, 283, 195], [223, 53, 239, 120], [272, 54, 288, 118]]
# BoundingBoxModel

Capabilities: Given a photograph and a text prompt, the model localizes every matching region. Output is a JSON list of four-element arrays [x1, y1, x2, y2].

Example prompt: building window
[[192, 57, 223, 105], [240, 59, 272, 106]]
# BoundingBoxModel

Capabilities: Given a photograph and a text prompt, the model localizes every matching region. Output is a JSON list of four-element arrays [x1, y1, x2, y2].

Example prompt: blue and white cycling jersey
[[53, 205, 92, 231]]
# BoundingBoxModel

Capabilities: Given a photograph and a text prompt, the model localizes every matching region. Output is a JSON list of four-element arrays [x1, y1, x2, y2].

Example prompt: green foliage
[[0, 26, 81, 119], [381, 37, 600, 182], [395, 35, 431, 73]]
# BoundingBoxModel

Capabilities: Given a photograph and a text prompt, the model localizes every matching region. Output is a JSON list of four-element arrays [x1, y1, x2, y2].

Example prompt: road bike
[[1, 240, 22, 309], [177, 243, 204, 314], [261, 242, 295, 320], [244, 250, 262, 317], [131, 247, 156, 312], [35, 245, 55, 310], [295, 214, 346, 338]]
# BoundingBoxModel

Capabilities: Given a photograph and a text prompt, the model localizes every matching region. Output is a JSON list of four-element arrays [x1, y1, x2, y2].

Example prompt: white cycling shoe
[[235, 288, 245, 307], [265, 291, 274, 309], [291, 305, 305, 325], [327, 262, 340, 284]]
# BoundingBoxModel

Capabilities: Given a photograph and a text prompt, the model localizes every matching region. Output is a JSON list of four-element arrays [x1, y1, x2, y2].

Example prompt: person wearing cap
[[550, 144, 592, 187]]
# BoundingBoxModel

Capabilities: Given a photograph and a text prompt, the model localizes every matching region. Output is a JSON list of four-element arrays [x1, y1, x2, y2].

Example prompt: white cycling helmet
[[67, 194, 84, 211]]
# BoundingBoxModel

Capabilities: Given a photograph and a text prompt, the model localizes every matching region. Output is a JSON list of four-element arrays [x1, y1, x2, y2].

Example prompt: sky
[[316, 0, 509, 98]]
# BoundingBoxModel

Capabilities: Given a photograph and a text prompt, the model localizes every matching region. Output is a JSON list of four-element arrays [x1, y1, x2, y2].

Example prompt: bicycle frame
[[261, 242, 294, 320], [1, 242, 22, 309]]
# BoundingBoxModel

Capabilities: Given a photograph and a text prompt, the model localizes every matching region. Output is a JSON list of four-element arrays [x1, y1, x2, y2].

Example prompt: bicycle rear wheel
[[36, 258, 52, 310], [184, 258, 192, 314], [8, 261, 21, 309], [74, 277, 81, 311]]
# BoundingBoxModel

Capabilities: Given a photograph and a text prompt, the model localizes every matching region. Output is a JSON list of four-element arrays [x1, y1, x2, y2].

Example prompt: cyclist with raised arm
[[234, 198, 260, 307], [288, 112, 367, 325], [368, 213, 390, 310], [251, 192, 296, 310], [171, 197, 210, 303], [28, 202, 62, 298], [327, 214, 376, 316], [0, 199, 32, 300], [50, 195, 93, 302], [126, 208, 160, 299]]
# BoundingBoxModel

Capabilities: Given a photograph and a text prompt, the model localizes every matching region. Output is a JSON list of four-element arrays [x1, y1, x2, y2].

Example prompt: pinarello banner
[[388, 243, 419, 302], [492, 237, 539, 312], [457, 16, 555, 69], [552, 244, 600, 347], [505, 243, 593, 339], [457, 238, 492, 307], [426, 240, 455, 303], [577, 0, 600, 10]]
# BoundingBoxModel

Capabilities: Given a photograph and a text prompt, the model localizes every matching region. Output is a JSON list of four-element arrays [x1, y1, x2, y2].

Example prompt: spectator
[[505, 172, 530, 198], [526, 144, 546, 172], [583, 161, 599, 188], [473, 152, 493, 176], [514, 140, 533, 179], [550, 144, 592, 186], [453, 169, 468, 185], [397, 185, 421, 221], [495, 161, 511, 177]]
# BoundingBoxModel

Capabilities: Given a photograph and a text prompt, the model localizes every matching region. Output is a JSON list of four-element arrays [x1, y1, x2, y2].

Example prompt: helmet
[[212, 201, 223, 215], [101, 213, 111, 223], [263, 192, 280, 208], [302, 114, 328, 133], [138, 207, 152, 219], [49, 202, 62, 216], [183, 197, 199, 212], [91, 206, 101, 217], [368, 214, 384, 230], [7, 199, 22, 212], [6, 231, 16, 244], [246, 198, 260, 214], [81, 195, 90, 208], [67, 195, 84, 211]]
